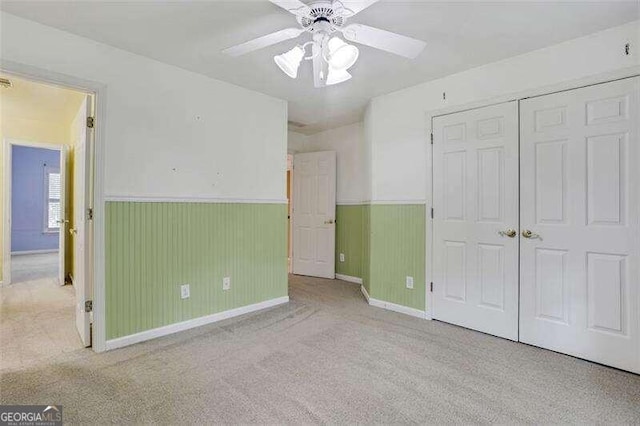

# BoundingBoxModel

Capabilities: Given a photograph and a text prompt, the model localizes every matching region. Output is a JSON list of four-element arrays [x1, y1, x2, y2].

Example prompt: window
[[44, 167, 61, 232]]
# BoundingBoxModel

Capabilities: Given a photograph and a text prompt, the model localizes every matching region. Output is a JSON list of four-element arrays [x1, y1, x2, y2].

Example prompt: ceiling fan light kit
[[223, 0, 426, 88], [274, 45, 305, 78], [326, 68, 352, 85], [326, 37, 359, 70]]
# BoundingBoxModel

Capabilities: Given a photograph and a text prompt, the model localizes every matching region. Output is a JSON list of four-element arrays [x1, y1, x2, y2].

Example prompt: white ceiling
[[2, 1, 637, 134]]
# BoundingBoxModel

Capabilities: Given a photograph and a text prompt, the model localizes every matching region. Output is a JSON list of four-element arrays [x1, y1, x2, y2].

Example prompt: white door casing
[[519, 77, 640, 373], [432, 101, 520, 341], [73, 95, 93, 347], [292, 151, 336, 279], [58, 146, 67, 286]]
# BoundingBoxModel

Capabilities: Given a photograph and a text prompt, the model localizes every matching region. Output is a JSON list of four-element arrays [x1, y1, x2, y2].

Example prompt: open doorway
[[1, 73, 95, 367]]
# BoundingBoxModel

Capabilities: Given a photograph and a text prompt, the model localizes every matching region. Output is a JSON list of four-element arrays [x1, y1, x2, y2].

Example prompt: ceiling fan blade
[[332, 0, 380, 17], [341, 24, 426, 59], [269, 0, 312, 16], [223, 28, 304, 57]]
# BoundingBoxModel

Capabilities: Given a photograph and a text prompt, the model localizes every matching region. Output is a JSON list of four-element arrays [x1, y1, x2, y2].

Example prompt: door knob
[[324, 219, 335, 224], [522, 229, 540, 239], [498, 228, 517, 238]]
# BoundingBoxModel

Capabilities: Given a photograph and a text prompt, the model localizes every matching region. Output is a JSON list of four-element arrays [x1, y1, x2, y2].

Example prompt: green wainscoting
[[335, 205, 365, 278], [367, 204, 426, 311], [334, 203, 426, 312], [105, 202, 288, 340]]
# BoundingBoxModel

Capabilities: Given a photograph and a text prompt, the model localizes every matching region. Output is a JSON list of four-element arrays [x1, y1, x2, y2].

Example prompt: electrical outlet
[[406, 276, 414, 289], [339, 253, 345, 262], [180, 284, 190, 299], [223, 276, 231, 291]]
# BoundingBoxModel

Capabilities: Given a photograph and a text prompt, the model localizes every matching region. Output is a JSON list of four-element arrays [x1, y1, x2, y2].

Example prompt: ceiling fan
[[222, 0, 426, 87]]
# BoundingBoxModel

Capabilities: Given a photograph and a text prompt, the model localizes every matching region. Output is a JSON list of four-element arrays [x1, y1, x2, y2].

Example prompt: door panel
[[520, 77, 639, 373], [292, 151, 336, 279], [433, 101, 519, 340], [73, 95, 93, 347]]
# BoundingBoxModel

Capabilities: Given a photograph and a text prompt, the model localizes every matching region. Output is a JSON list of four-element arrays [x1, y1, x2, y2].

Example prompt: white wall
[[0, 12, 287, 202], [368, 20, 640, 202], [288, 122, 368, 204], [287, 130, 309, 154]]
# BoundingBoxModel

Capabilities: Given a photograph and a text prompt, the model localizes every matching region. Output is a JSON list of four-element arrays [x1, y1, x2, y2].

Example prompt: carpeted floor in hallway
[[1, 275, 639, 423]]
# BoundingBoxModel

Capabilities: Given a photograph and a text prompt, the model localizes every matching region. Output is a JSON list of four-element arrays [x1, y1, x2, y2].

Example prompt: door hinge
[[87, 208, 94, 220], [86, 116, 95, 128], [430, 133, 434, 144], [85, 300, 93, 312], [430, 282, 433, 292], [430, 207, 434, 219]]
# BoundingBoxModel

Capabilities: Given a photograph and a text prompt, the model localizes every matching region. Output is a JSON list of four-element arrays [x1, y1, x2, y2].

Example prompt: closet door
[[432, 101, 519, 341], [520, 77, 640, 373]]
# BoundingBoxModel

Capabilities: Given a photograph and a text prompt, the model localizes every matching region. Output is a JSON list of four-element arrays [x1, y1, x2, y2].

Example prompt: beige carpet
[[10, 252, 59, 284], [1, 275, 639, 423], [0, 276, 82, 370]]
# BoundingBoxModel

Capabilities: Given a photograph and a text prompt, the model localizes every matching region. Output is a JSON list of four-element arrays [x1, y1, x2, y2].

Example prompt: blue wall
[[11, 145, 61, 252]]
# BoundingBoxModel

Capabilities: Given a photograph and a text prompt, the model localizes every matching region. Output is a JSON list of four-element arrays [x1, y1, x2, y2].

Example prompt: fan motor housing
[[298, 1, 346, 33]]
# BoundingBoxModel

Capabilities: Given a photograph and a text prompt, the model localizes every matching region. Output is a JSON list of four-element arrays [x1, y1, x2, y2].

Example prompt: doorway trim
[[1, 60, 108, 353], [424, 66, 640, 322], [3, 139, 67, 287]]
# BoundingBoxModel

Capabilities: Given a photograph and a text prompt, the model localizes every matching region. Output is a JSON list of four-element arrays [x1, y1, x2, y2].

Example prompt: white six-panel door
[[432, 101, 520, 341], [292, 151, 336, 279], [432, 78, 639, 372], [519, 77, 640, 373]]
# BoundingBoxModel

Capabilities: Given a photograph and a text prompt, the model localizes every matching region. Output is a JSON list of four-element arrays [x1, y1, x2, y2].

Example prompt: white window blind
[[45, 169, 61, 231]]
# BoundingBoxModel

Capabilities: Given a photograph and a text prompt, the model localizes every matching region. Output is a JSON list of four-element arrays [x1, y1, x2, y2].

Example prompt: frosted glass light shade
[[327, 37, 359, 71], [274, 46, 304, 78], [326, 68, 352, 86]]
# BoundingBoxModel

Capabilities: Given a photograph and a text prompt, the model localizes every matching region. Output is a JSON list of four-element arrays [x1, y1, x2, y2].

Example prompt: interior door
[[72, 95, 93, 347], [432, 101, 519, 341], [58, 145, 67, 286], [519, 77, 639, 373], [292, 151, 336, 279]]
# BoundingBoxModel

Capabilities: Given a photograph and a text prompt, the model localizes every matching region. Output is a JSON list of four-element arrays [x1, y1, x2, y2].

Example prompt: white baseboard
[[360, 285, 425, 319], [336, 274, 363, 284], [360, 284, 370, 302], [11, 249, 59, 256], [369, 298, 426, 319], [105, 296, 289, 351]]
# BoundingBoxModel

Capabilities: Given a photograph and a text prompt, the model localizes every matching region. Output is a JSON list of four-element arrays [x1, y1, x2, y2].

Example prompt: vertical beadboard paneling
[[105, 202, 287, 340], [335, 205, 365, 278], [368, 204, 426, 310]]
